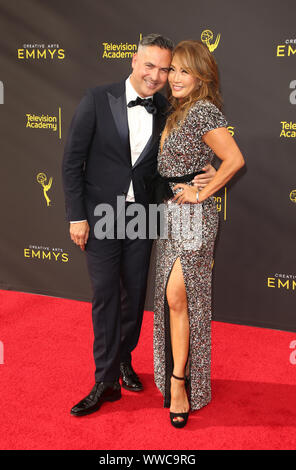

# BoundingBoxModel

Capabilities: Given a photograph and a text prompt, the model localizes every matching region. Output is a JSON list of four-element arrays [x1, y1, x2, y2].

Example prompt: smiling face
[[168, 54, 199, 100], [130, 45, 172, 97]]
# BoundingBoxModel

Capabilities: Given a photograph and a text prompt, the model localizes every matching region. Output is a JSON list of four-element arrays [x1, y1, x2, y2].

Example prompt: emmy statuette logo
[[201, 30, 220, 52], [289, 190, 296, 203], [37, 172, 53, 206]]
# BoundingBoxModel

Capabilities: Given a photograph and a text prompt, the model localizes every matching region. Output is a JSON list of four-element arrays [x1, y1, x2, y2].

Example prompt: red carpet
[[0, 289, 295, 450]]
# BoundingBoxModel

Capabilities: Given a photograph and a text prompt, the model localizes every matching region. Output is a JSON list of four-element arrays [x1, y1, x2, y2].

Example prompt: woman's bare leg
[[166, 258, 190, 422]]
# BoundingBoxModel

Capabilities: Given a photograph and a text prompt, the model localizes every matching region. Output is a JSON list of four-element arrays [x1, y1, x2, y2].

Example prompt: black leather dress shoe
[[70, 382, 121, 417], [120, 362, 143, 392]]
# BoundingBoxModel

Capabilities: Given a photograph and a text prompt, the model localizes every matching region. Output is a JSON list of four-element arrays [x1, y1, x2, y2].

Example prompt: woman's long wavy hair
[[164, 40, 222, 136]]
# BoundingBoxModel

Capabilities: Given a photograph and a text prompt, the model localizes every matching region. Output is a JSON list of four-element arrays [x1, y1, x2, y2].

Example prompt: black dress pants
[[85, 207, 153, 383]]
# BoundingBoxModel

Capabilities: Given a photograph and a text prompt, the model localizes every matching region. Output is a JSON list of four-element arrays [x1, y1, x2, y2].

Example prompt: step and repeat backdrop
[[0, 0, 295, 331]]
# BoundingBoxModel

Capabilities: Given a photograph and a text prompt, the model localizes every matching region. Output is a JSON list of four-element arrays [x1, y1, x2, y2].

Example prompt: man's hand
[[70, 221, 90, 251], [192, 164, 216, 190]]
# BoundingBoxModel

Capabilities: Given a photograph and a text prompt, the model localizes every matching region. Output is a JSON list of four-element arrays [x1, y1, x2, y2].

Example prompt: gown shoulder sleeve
[[188, 100, 228, 139]]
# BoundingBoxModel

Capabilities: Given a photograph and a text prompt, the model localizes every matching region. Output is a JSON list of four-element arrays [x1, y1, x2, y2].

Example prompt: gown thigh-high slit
[[153, 100, 227, 411], [164, 256, 189, 407]]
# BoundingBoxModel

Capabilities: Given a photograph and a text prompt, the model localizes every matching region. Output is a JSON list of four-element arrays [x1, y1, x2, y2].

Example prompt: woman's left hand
[[172, 184, 199, 204]]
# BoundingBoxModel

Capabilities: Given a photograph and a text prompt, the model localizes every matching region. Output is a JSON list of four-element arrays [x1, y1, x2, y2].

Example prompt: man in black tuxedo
[[62, 34, 214, 417]]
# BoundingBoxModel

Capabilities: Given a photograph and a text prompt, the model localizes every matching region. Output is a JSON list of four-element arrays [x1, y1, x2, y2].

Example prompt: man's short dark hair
[[139, 33, 174, 51]]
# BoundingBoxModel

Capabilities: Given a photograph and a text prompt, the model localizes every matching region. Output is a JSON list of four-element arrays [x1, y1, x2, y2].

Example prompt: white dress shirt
[[125, 76, 153, 202], [71, 77, 153, 222]]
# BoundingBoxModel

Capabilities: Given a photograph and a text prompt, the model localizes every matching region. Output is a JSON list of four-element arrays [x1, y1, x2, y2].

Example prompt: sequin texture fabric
[[153, 100, 228, 411]]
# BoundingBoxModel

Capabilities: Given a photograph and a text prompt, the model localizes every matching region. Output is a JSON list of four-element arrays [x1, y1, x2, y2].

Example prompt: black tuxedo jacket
[[62, 80, 168, 226]]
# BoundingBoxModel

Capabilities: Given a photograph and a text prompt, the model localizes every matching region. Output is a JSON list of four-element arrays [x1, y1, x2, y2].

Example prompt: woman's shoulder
[[187, 99, 228, 135], [189, 99, 222, 116]]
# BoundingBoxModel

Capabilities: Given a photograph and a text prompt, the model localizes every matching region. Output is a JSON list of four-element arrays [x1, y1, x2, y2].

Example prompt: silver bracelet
[[196, 191, 199, 203]]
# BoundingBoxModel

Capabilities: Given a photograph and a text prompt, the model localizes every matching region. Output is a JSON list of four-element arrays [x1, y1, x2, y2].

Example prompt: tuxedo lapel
[[132, 110, 163, 168], [107, 83, 131, 163]]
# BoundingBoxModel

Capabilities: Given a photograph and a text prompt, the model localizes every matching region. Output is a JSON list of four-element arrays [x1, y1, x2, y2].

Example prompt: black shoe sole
[[121, 383, 143, 392], [70, 391, 121, 417]]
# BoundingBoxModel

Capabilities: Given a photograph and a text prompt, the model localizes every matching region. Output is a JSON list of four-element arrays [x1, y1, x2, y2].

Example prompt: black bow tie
[[127, 96, 157, 115]]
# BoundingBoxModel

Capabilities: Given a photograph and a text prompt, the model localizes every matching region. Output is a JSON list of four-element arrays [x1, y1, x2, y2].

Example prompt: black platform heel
[[169, 374, 190, 428]]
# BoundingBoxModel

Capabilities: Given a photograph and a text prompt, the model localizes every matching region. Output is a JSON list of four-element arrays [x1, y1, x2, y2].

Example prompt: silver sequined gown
[[153, 100, 227, 411]]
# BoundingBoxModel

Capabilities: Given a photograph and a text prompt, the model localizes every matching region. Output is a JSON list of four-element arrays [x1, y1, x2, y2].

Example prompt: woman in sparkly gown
[[153, 41, 245, 427]]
